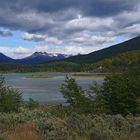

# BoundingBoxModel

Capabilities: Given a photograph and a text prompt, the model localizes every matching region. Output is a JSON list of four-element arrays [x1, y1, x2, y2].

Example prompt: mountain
[[0, 50, 140, 73], [65, 36, 140, 64], [1, 36, 140, 65], [92, 50, 140, 72], [0, 53, 15, 63], [17, 52, 70, 64]]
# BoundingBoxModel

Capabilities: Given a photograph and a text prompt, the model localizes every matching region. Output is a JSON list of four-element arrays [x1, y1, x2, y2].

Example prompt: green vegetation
[[60, 73, 140, 116], [0, 75, 23, 113], [0, 50, 140, 73], [93, 50, 140, 72], [0, 106, 140, 140], [61, 75, 84, 107], [0, 62, 81, 73], [0, 36, 140, 73], [91, 74, 140, 116], [0, 54, 140, 140], [0, 136, 10, 140], [26, 98, 39, 110], [60, 75, 93, 114]]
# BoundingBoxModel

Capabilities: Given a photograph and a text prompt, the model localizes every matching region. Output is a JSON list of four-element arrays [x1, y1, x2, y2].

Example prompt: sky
[[0, 0, 140, 59]]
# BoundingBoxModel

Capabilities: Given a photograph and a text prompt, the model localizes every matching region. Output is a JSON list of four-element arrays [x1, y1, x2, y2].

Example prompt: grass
[[29, 75, 55, 78], [0, 123, 43, 140], [0, 106, 139, 140], [72, 73, 109, 78]]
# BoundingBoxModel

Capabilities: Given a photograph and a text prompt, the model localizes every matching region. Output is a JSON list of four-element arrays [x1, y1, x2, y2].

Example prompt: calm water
[[3, 73, 104, 104]]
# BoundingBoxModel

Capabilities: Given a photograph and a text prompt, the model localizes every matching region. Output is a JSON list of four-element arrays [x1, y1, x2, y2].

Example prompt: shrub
[[0, 112, 29, 131], [60, 75, 85, 106], [0, 107, 139, 140], [0, 75, 23, 113], [0, 136, 11, 140], [66, 113, 92, 138], [26, 98, 39, 109], [60, 75, 94, 113], [36, 117, 70, 140], [91, 74, 140, 116]]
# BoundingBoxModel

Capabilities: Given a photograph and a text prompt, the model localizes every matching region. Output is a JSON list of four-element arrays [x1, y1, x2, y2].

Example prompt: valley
[[0, 36, 140, 73], [0, 1, 140, 140]]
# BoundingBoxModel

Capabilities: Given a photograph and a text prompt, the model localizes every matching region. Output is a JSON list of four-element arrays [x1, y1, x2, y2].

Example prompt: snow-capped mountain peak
[[0, 51, 71, 64], [17, 52, 71, 64]]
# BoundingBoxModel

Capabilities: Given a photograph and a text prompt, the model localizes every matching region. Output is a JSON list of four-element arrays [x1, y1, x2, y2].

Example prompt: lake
[[3, 73, 104, 104]]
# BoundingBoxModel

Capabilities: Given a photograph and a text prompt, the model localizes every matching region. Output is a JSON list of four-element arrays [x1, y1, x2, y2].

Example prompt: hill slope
[[0, 53, 15, 63], [0, 50, 140, 73], [65, 36, 140, 64], [92, 50, 140, 72]]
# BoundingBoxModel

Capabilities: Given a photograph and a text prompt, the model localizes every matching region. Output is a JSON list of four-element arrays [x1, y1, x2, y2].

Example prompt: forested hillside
[[92, 50, 140, 72], [0, 62, 81, 73], [0, 50, 140, 73]]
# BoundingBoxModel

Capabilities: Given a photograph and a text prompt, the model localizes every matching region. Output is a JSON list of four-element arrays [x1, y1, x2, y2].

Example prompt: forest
[[0, 50, 140, 73]]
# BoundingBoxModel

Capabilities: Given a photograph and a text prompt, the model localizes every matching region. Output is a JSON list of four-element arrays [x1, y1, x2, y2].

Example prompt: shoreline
[[1, 72, 110, 79]]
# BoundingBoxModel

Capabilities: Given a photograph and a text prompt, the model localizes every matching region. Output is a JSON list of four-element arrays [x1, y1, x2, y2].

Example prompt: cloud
[[22, 32, 46, 42], [0, 46, 32, 59], [0, 0, 139, 32], [0, 39, 110, 59], [22, 32, 62, 45], [0, 0, 140, 57], [65, 17, 114, 31], [119, 24, 140, 38], [0, 29, 12, 37]]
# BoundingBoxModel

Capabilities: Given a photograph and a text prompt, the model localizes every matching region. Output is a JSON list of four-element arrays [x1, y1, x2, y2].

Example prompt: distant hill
[[0, 50, 140, 73], [0, 52, 70, 64], [0, 53, 15, 63], [65, 36, 140, 64], [0, 36, 140, 72], [17, 52, 70, 64], [92, 50, 140, 72]]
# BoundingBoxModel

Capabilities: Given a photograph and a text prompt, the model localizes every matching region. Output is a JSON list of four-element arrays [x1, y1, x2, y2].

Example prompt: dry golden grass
[[0, 123, 43, 140], [120, 135, 139, 140], [29, 76, 54, 78]]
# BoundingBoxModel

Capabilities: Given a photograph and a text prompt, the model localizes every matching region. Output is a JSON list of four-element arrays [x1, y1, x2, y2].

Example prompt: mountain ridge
[[65, 36, 140, 64], [0, 52, 70, 64], [16, 52, 70, 64], [0, 36, 140, 64], [0, 53, 15, 63]]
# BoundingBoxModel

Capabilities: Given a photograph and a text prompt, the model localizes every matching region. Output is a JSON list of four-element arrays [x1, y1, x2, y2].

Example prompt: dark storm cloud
[[0, 0, 138, 16], [0, 0, 139, 26], [14, 0, 139, 16], [82, 0, 137, 17]]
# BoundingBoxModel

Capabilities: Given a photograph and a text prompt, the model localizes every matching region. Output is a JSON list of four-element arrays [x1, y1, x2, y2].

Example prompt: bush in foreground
[[0, 75, 23, 113], [0, 109, 139, 140], [91, 73, 140, 116]]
